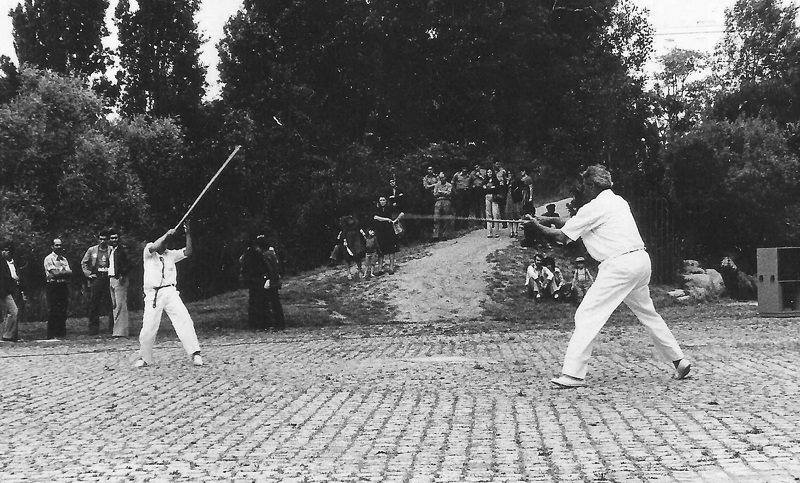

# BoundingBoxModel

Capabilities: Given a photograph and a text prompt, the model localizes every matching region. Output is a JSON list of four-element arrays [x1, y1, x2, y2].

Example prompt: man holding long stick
[[524, 165, 691, 388], [134, 221, 202, 368]]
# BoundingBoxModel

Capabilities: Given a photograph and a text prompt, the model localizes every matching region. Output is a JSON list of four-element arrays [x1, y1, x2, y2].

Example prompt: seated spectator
[[543, 256, 566, 300], [524, 253, 554, 301], [541, 203, 561, 226]]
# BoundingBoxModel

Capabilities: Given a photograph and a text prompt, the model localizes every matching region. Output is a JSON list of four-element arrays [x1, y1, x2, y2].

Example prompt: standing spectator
[[569, 256, 595, 304], [469, 165, 486, 225], [388, 178, 404, 211], [242, 234, 287, 331], [422, 166, 438, 194], [451, 166, 471, 230], [506, 170, 525, 238], [241, 235, 267, 329], [494, 160, 509, 228], [108, 229, 134, 338], [44, 238, 72, 339], [1, 242, 25, 342], [363, 229, 381, 279], [373, 196, 404, 275], [520, 168, 535, 215], [524, 165, 691, 388], [484, 168, 502, 238], [432, 171, 453, 241], [134, 221, 203, 367], [421, 166, 439, 236], [262, 241, 285, 331], [81, 230, 113, 335], [336, 216, 367, 280]]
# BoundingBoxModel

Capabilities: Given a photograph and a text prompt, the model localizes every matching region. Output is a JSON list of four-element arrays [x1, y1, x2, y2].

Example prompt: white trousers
[[138, 286, 200, 365], [110, 277, 129, 337], [562, 250, 684, 379]]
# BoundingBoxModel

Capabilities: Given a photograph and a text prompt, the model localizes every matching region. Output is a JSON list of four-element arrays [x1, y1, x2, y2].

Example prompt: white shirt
[[561, 189, 645, 263], [142, 243, 186, 291], [6, 260, 18, 280], [108, 246, 116, 277]]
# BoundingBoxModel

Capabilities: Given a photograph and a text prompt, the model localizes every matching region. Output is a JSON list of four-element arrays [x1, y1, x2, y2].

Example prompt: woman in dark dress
[[373, 196, 404, 274]]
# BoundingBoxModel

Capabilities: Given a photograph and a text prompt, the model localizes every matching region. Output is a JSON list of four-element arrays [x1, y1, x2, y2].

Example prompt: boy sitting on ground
[[524, 253, 554, 301]]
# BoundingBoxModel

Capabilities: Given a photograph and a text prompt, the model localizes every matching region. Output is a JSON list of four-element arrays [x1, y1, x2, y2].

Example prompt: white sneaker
[[134, 359, 148, 368], [192, 354, 203, 366]]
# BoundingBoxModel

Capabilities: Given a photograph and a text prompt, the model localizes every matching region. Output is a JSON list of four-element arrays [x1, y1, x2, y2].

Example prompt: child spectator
[[569, 256, 595, 304], [524, 254, 554, 301], [364, 229, 381, 279], [544, 256, 566, 300]]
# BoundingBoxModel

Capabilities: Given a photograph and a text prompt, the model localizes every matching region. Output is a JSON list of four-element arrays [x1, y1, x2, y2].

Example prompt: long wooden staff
[[173, 145, 242, 230]]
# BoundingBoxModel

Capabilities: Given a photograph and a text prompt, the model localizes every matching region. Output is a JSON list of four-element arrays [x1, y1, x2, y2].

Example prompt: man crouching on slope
[[134, 220, 202, 368], [523, 165, 690, 388]]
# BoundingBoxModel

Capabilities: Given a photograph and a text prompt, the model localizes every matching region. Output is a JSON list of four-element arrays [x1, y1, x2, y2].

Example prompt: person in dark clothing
[[241, 235, 285, 330]]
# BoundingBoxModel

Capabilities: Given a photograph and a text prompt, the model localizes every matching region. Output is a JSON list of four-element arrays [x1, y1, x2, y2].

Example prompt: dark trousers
[[87, 277, 112, 335], [453, 190, 470, 230], [46, 283, 69, 339], [248, 284, 286, 329]]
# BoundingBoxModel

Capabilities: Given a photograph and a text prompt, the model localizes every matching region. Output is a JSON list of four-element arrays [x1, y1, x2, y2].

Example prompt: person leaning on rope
[[523, 164, 691, 388]]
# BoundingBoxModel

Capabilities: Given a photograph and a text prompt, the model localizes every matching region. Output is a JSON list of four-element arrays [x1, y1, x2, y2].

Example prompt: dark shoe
[[551, 375, 586, 388], [674, 359, 691, 380], [1, 337, 19, 342]]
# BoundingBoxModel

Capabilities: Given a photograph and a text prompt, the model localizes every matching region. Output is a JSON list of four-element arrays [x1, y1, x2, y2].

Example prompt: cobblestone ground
[[1, 315, 800, 482]]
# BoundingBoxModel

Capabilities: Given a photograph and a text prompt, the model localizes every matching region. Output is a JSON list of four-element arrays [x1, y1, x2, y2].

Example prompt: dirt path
[[367, 198, 571, 323]]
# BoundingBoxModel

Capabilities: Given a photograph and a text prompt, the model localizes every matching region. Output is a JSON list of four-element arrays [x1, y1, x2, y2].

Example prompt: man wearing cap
[[134, 221, 202, 367], [44, 238, 72, 339], [108, 229, 134, 337], [524, 164, 690, 388], [1, 243, 26, 342], [81, 230, 113, 335]]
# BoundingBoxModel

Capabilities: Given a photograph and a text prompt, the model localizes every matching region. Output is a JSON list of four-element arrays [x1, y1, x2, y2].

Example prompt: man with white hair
[[524, 165, 691, 388]]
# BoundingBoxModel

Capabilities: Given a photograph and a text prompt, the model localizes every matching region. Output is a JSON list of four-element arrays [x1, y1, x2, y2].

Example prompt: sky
[[0, 0, 750, 99]]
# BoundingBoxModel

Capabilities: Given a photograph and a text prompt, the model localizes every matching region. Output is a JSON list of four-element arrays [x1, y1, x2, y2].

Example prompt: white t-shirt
[[561, 189, 645, 263], [143, 243, 186, 291]]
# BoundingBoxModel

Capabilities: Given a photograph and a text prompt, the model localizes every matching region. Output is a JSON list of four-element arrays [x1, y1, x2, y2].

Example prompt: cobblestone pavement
[[1, 314, 800, 482]]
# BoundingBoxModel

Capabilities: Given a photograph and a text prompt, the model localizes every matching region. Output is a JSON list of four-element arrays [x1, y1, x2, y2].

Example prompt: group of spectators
[[524, 253, 595, 304], [1, 230, 133, 342], [330, 181, 405, 280], [422, 160, 535, 240]]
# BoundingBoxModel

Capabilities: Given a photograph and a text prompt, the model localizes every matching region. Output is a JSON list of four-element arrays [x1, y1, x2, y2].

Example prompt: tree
[[661, 117, 800, 263], [653, 48, 714, 135], [0, 56, 21, 103], [717, 0, 799, 85], [115, 0, 207, 125], [0, 68, 152, 249], [10, 0, 110, 77]]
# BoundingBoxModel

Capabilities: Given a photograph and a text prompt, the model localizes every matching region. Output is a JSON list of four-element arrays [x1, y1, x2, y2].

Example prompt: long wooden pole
[[173, 145, 242, 230]]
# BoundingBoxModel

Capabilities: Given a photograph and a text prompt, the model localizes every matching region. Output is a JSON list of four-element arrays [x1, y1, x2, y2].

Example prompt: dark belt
[[151, 284, 176, 308]]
